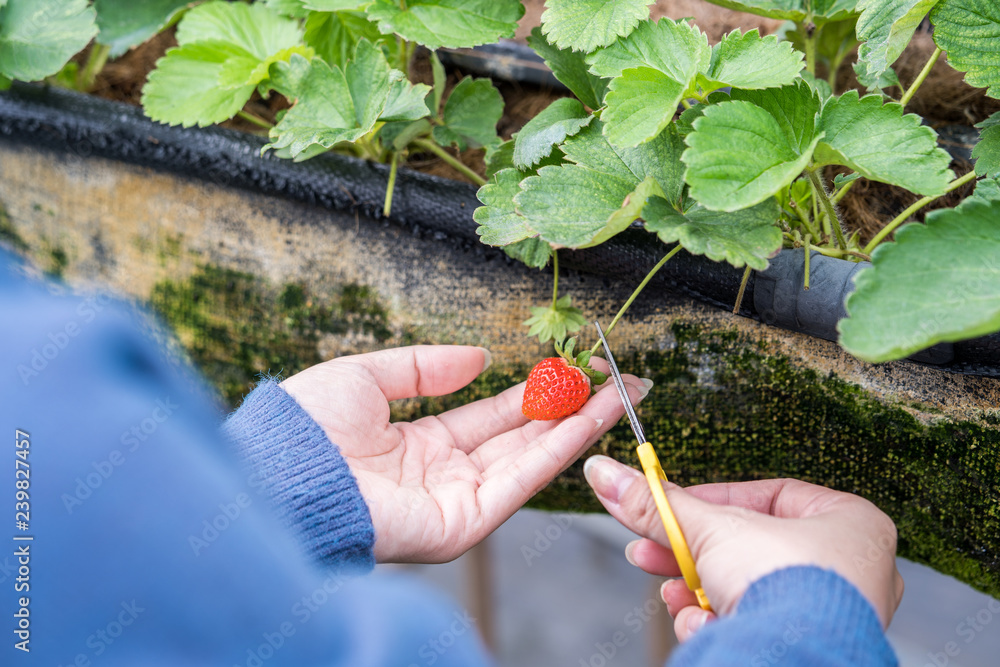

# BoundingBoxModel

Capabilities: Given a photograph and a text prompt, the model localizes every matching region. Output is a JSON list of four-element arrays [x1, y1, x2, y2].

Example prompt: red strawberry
[[521, 337, 607, 421], [522, 357, 592, 420]]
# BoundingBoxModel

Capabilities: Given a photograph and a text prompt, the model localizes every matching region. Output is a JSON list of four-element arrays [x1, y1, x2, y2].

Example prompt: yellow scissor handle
[[636, 442, 712, 612]]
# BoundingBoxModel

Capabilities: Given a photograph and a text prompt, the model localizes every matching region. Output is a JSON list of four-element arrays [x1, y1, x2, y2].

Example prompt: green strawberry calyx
[[554, 337, 607, 386]]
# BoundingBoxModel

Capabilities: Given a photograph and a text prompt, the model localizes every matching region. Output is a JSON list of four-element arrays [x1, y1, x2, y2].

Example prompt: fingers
[[673, 605, 716, 643], [682, 478, 846, 520], [339, 345, 491, 401], [475, 414, 604, 528], [626, 538, 681, 577], [467, 375, 646, 470]]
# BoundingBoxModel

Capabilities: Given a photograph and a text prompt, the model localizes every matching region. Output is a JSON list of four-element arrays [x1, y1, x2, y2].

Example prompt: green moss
[[157, 233, 184, 265], [151, 273, 1000, 598], [45, 247, 68, 280], [527, 322, 1000, 599], [0, 202, 28, 252], [149, 265, 394, 407]]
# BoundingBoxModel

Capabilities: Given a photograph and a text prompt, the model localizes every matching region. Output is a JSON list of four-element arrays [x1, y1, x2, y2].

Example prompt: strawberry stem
[[589, 244, 682, 356]]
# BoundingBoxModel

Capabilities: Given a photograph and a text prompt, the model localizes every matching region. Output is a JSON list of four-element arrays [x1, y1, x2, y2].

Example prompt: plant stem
[[412, 138, 487, 186], [236, 109, 274, 130], [863, 169, 979, 254], [801, 24, 817, 76], [808, 169, 847, 249], [551, 251, 560, 309], [900, 46, 942, 107], [589, 245, 682, 356], [803, 236, 811, 290], [78, 43, 111, 92], [831, 178, 855, 204], [733, 265, 752, 313], [384, 151, 400, 216]]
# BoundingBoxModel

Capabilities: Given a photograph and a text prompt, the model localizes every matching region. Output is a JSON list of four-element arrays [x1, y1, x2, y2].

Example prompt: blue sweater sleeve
[[0, 250, 492, 667], [221, 380, 375, 571], [667, 566, 898, 667]]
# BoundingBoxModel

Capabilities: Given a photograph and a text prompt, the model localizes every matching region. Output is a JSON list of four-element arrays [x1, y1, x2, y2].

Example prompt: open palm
[[281, 345, 646, 563]]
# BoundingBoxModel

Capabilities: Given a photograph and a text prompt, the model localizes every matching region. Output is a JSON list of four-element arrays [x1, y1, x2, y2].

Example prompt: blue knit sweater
[[0, 249, 897, 666]]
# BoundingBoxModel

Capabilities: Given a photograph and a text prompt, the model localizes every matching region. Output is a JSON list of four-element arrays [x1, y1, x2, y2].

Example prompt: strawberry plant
[[138, 0, 521, 215], [473, 0, 1000, 376]]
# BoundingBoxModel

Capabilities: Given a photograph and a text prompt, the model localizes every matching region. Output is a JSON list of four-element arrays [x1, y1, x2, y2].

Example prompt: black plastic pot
[[1, 81, 996, 376]]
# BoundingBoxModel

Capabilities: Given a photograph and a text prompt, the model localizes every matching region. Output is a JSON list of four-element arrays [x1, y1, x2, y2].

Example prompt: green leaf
[[143, 1, 303, 126], [699, 29, 804, 92], [367, 0, 523, 50], [265, 42, 424, 158], [515, 121, 686, 247], [813, 90, 954, 196], [682, 82, 823, 212], [381, 71, 432, 121], [540, 0, 652, 52], [969, 175, 1000, 204], [603, 68, 688, 147], [484, 139, 515, 178], [523, 295, 587, 343], [304, 10, 391, 70], [973, 111, 1000, 178], [587, 19, 709, 146], [143, 42, 258, 127], [265, 0, 311, 17], [0, 0, 97, 81], [432, 77, 503, 150], [586, 18, 710, 80], [513, 98, 592, 169], [691, 0, 858, 24], [474, 168, 536, 246], [527, 27, 609, 110], [931, 0, 1000, 98], [175, 1, 301, 53], [643, 196, 782, 269], [855, 0, 938, 89], [840, 196, 1000, 361], [304, 0, 369, 9], [94, 0, 191, 58], [503, 237, 553, 269]]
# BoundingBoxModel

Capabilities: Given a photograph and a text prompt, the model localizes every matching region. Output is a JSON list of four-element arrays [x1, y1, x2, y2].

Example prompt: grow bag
[[0, 83, 998, 600], [1, 82, 996, 375]]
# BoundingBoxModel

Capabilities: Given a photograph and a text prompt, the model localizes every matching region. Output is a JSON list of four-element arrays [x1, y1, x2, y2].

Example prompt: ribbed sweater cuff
[[222, 380, 374, 572], [736, 566, 896, 664], [669, 566, 897, 667]]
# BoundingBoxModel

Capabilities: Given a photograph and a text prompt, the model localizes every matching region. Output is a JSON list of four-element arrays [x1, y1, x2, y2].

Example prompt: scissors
[[594, 322, 713, 612]]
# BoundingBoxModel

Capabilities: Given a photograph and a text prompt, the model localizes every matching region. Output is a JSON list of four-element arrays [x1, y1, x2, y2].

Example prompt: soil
[[75, 2, 998, 246]]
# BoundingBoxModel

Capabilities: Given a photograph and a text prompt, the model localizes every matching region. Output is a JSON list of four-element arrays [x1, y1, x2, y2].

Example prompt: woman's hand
[[583, 456, 904, 641], [281, 345, 649, 564]]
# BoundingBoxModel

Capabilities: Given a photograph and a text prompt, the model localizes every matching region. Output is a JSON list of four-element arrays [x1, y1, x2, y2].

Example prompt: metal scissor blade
[[594, 322, 645, 445]]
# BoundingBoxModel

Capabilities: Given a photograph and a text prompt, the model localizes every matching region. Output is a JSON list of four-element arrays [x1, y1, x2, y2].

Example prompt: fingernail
[[583, 455, 641, 505], [624, 539, 640, 566], [591, 418, 604, 434], [634, 378, 653, 400], [477, 347, 492, 372], [687, 612, 708, 635]]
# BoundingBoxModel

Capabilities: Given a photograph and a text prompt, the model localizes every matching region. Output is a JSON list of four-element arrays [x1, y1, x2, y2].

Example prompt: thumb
[[583, 455, 734, 559]]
